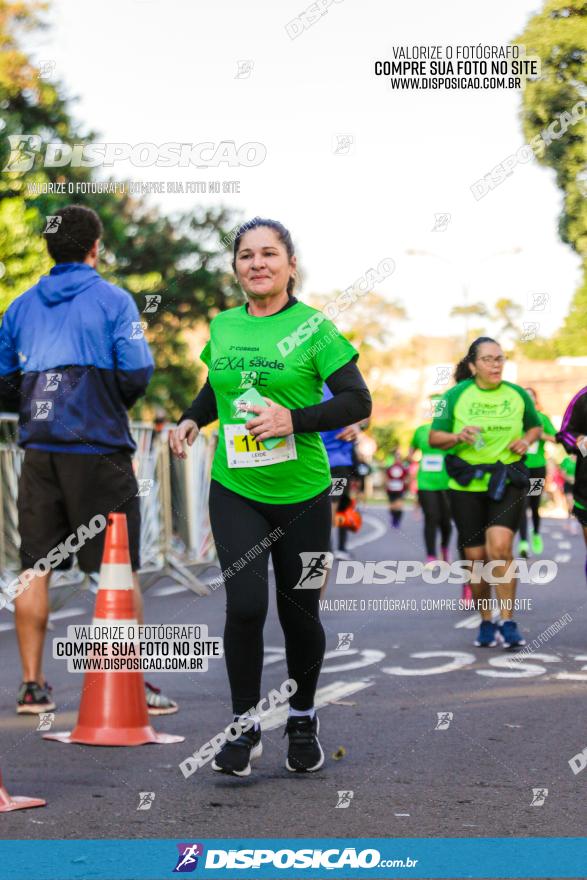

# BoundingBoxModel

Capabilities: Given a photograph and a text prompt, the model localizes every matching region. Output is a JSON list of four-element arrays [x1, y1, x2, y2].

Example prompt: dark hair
[[44, 204, 103, 264], [454, 336, 499, 383], [232, 217, 297, 295]]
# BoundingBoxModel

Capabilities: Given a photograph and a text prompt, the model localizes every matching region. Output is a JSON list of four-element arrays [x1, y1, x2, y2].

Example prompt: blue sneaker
[[498, 620, 526, 649], [474, 620, 498, 647]]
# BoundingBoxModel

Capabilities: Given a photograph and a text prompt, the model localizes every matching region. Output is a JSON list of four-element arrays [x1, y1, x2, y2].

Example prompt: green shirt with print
[[431, 378, 541, 492], [524, 411, 556, 469], [201, 301, 358, 504], [410, 424, 449, 491]]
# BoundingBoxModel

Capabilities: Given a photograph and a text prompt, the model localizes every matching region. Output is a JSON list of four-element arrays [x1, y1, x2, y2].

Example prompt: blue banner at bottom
[[0, 837, 585, 879]]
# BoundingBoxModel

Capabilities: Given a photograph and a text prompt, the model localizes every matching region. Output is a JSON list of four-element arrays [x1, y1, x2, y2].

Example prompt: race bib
[[387, 479, 404, 492], [421, 454, 443, 472], [224, 423, 297, 469]]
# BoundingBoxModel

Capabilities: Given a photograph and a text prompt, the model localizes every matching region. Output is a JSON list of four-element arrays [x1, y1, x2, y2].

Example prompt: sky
[[25, 0, 580, 343]]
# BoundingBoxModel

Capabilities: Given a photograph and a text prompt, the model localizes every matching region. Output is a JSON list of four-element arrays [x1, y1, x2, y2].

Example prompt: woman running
[[168, 218, 371, 776], [517, 387, 557, 557], [557, 387, 587, 576], [429, 337, 541, 649], [409, 399, 452, 564]]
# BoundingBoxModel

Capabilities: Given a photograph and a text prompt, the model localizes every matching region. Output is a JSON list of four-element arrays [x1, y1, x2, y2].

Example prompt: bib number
[[421, 454, 443, 472], [224, 423, 297, 469], [527, 441, 539, 455]]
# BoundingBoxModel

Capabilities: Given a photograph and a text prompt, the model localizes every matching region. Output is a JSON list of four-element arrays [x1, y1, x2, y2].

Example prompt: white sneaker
[[334, 550, 351, 560]]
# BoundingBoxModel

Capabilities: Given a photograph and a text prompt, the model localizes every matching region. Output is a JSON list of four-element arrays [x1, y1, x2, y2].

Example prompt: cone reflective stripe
[[0, 769, 45, 812], [45, 512, 184, 747]]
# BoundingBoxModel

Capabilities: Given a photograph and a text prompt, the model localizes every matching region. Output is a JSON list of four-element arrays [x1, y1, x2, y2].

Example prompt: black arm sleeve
[[178, 376, 218, 428], [290, 360, 372, 433]]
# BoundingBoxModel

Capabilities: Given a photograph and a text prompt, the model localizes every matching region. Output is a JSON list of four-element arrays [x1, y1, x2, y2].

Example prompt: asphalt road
[[1, 504, 586, 847]]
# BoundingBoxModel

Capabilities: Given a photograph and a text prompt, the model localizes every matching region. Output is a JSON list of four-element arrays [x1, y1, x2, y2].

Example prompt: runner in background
[[386, 450, 409, 529], [320, 384, 361, 560], [517, 388, 557, 557], [408, 396, 452, 565], [429, 337, 541, 649], [560, 455, 579, 535], [557, 387, 587, 569]]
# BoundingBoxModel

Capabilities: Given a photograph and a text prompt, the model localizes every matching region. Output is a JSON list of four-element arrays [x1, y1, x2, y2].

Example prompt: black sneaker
[[211, 725, 262, 777], [284, 714, 324, 772], [16, 681, 56, 715]]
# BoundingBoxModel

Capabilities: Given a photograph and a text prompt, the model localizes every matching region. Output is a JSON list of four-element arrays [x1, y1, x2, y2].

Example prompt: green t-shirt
[[410, 424, 449, 491], [431, 378, 541, 492], [561, 456, 576, 481], [524, 411, 556, 469], [201, 301, 358, 504]]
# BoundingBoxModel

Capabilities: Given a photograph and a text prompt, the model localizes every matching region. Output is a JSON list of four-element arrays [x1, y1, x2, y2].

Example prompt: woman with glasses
[[429, 337, 541, 649]]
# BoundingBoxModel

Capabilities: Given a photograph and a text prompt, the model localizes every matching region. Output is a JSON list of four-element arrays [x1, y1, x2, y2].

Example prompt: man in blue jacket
[[0, 205, 177, 716]]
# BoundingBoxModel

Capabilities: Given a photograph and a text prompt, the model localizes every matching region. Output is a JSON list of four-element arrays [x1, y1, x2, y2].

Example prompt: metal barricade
[[0, 415, 217, 612]]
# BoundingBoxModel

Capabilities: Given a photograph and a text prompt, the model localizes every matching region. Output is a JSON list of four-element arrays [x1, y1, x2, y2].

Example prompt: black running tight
[[418, 490, 452, 556], [209, 479, 331, 715]]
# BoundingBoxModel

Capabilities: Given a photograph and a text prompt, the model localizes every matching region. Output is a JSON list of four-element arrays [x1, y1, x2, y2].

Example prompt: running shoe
[[498, 620, 526, 649], [16, 681, 56, 714], [285, 714, 324, 772], [145, 681, 178, 715], [424, 555, 438, 568], [531, 532, 544, 554], [334, 550, 351, 561], [474, 620, 498, 648], [211, 726, 262, 776], [518, 539, 529, 558]]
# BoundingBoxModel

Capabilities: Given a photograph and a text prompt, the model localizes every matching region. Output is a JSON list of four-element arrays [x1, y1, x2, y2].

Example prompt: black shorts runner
[[387, 491, 404, 502], [17, 449, 141, 573], [330, 465, 353, 512], [449, 484, 526, 548]]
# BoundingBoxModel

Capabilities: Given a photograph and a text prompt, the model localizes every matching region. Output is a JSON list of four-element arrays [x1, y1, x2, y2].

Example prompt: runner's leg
[[208, 480, 272, 715]]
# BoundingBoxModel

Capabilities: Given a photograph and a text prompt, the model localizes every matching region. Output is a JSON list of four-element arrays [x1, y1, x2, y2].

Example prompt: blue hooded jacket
[[320, 384, 355, 468], [0, 263, 154, 453]]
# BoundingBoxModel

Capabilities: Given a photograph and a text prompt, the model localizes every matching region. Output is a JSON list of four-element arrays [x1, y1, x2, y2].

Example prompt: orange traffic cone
[[0, 768, 45, 812], [45, 513, 184, 746]]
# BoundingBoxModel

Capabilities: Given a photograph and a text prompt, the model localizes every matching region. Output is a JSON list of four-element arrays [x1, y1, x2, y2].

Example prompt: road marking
[[259, 679, 374, 731], [348, 513, 388, 550], [321, 648, 385, 673], [555, 554, 571, 563], [558, 541, 572, 550], [383, 651, 476, 676], [49, 607, 86, 621], [151, 583, 189, 597], [454, 609, 499, 629]]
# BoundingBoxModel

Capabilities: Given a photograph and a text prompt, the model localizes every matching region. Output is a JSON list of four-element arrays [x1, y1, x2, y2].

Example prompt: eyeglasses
[[477, 356, 506, 366]]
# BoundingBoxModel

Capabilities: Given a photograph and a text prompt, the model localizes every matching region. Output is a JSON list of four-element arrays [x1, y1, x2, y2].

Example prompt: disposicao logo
[[173, 843, 204, 873]]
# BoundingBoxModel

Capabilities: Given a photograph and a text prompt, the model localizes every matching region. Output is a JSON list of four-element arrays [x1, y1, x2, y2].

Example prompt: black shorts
[[574, 505, 587, 527], [17, 449, 141, 573], [387, 491, 404, 502], [564, 482, 575, 495], [449, 484, 526, 548], [330, 465, 353, 511]]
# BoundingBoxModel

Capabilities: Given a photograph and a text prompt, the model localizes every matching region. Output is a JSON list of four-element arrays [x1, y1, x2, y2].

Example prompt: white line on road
[[259, 679, 374, 731]]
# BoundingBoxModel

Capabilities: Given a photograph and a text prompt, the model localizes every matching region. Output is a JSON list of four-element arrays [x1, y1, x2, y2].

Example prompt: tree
[[516, 0, 587, 354], [0, 0, 244, 415]]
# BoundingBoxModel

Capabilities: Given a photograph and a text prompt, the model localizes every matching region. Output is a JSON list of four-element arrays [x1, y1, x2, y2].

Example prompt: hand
[[168, 419, 199, 459], [509, 437, 530, 455], [245, 397, 293, 442], [336, 424, 360, 442], [577, 435, 587, 456], [457, 426, 481, 445]]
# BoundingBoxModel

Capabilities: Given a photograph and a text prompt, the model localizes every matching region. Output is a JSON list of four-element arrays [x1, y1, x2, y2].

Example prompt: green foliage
[[516, 1, 587, 353], [0, 0, 246, 417], [371, 422, 402, 461]]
